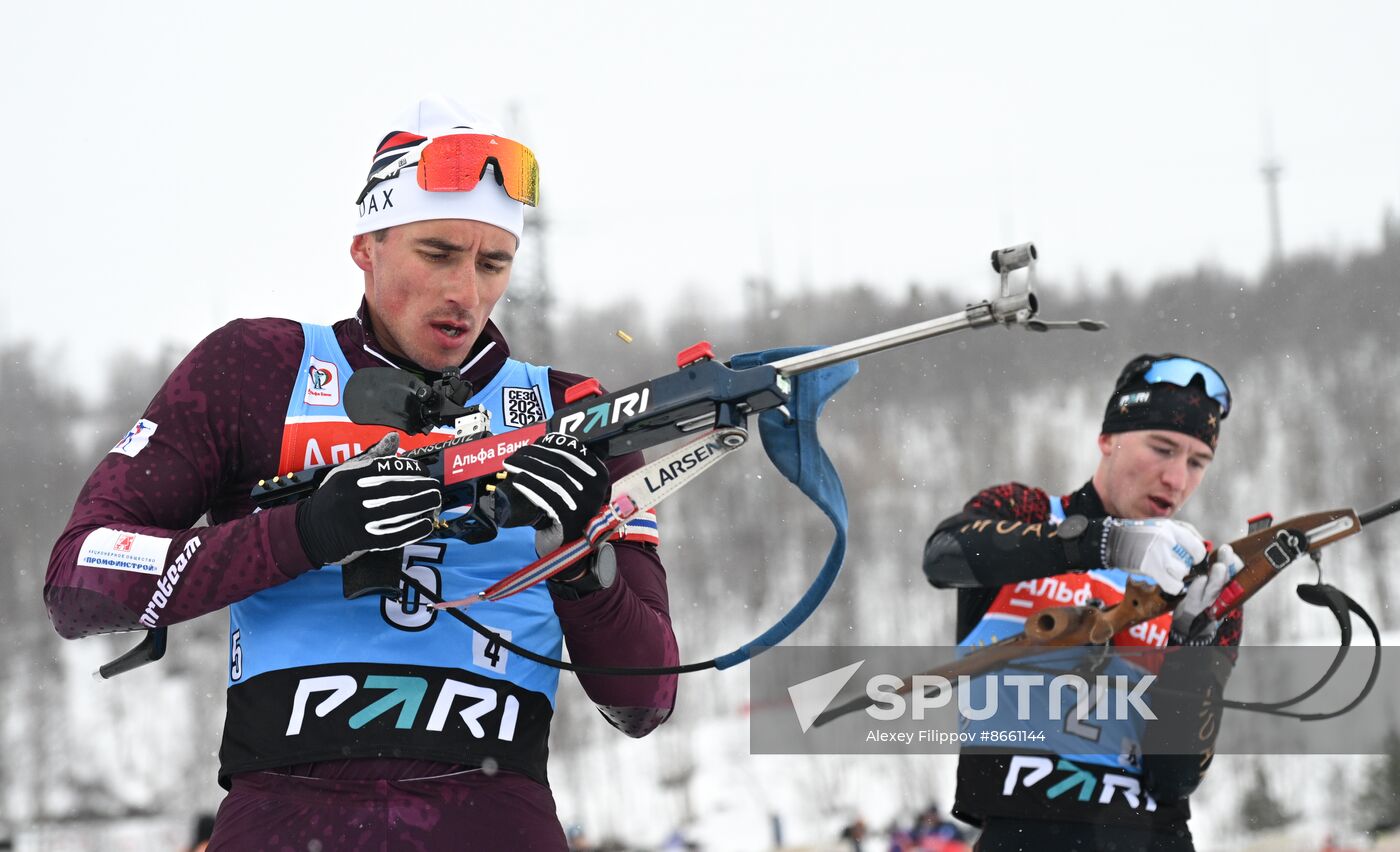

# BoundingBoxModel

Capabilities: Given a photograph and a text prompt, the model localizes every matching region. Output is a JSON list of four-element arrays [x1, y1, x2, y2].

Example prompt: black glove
[[492, 432, 610, 556], [296, 433, 443, 566]]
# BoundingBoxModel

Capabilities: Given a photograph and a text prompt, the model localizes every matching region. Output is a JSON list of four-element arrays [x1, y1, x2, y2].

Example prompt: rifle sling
[[1126, 582, 1382, 722], [1213, 582, 1381, 721]]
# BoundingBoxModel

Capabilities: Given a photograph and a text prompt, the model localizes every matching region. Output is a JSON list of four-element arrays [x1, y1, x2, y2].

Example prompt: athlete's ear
[[1097, 432, 1116, 458], [350, 234, 374, 274]]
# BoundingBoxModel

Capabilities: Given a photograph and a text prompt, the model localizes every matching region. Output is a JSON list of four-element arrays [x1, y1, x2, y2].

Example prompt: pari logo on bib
[[304, 356, 340, 406]]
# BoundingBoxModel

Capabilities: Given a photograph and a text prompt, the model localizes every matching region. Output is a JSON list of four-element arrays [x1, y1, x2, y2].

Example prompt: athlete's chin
[[409, 335, 477, 371], [417, 351, 470, 372]]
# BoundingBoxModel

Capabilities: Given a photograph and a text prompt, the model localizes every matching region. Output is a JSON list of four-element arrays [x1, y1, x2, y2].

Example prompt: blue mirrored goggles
[[1132, 357, 1232, 417]]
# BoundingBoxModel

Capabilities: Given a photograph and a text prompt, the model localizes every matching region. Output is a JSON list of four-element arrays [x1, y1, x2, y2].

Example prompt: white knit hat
[[351, 95, 527, 241]]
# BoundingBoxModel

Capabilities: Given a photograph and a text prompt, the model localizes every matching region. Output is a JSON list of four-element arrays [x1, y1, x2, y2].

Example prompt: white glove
[[1171, 544, 1243, 642], [1102, 518, 1207, 596]]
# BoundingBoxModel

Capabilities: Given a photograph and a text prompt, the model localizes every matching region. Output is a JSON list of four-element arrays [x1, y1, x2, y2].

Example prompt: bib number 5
[[381, 543, 446, 631]]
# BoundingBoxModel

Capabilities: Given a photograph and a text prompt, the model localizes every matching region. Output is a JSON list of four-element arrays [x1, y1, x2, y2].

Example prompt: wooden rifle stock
[[1201, 508, 1359, 623], [813, 508, 1367, 728], [1008, 508, 1361, 657]]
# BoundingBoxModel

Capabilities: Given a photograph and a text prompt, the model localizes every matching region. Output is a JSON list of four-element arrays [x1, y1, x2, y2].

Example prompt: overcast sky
[[3, 1, 1397, 379]]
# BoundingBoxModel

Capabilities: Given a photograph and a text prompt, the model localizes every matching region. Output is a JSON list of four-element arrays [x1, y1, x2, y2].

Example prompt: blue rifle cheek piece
[[716, 347, 856, 669]]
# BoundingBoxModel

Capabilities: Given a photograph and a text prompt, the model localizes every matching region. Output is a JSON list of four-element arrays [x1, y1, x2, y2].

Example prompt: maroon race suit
[[45, 303, 679, 850]]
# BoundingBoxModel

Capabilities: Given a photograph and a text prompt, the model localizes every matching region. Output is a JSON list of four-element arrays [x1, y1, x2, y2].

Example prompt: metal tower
[[1261, 156, 1284, 265]]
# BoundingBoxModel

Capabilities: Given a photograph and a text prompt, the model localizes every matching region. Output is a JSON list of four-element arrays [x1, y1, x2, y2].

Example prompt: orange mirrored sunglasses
[[356, 133, 539, 207], [416, 134, 539, 206]]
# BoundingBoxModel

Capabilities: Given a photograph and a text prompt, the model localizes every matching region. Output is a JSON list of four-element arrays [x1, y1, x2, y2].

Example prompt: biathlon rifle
[[813, 498, 1400, 727], [99, 243, 1105, 678]]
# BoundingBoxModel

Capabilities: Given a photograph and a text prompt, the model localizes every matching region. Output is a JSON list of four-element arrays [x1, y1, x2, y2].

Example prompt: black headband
[[1101, 381, 1223, 450]]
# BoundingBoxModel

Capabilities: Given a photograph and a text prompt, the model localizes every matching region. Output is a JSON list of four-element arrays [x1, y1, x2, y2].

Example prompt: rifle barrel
[[768, 311, 976, 376], [772, 293, 1036, 378], [1359, 496, 1400, 527]]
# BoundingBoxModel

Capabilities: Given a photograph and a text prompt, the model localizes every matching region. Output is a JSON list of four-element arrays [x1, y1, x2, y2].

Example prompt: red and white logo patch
[[77, 528, 171, 575], [445, 423, 547, 485], [304, 356, 340, 407]]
